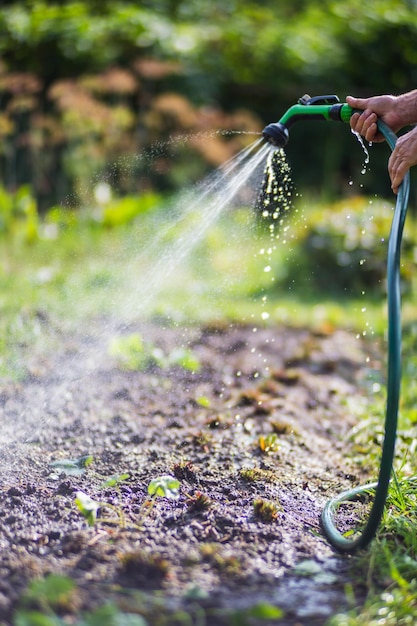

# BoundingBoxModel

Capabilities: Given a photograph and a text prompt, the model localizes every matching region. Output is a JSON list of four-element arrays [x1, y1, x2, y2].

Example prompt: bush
[[280, 196, 416, 296]]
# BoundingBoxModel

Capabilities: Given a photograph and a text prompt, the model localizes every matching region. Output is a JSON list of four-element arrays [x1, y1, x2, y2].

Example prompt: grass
[[325, 322, 417, 625], [3, 192, 417, 623]]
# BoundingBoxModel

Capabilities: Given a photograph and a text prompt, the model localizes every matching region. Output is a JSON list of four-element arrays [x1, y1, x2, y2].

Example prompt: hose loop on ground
[[321, 120, 410, 552]]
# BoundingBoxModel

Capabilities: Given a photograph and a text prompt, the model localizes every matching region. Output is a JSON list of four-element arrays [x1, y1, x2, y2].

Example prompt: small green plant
[[108, 333, 162, 371], [166, 346, 200, 372], [75, 475, 181, 529], [14, 574, 149, 626], [75, 490, 125, 528], [196, 395, 211, 407], [99, 473, 130, 489], [49, 455, 93, 477], [253, 498, 280, 522], [239, 467, 277, 483], [257, 433, 279, 454], [147, 475, 180, 499], [138, 475, 181, 526], [19, 574, 76, 614], [108, 333, 200, 373]]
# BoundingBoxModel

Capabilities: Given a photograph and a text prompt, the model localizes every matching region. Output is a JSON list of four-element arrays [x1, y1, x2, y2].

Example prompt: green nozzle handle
[[262, 97, 356, 148], [278, 102, 354, 127]]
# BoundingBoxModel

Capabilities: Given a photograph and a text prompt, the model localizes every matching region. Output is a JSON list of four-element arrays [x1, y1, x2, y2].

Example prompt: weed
[[257, 433, 279, 454], [200, 543, 241, 575], [186, 490, 213, 512], [239, 467, 277, 483], [172, 459, 198, 482], [253, 498, 280, 522], [119, 550, 170, 587], [270, 420, 295, 435], [192, 430, 213, 451]]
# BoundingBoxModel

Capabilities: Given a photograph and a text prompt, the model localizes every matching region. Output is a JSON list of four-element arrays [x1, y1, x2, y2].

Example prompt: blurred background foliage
[[1, 0, 417, 213]]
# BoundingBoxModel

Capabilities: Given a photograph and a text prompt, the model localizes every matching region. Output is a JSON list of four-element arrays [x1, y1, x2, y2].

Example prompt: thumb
[[346, 95, 368, 111]]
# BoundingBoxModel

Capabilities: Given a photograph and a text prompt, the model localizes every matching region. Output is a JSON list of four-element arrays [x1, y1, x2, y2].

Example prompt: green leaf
[[247, 602, 284, 620], [147, 475, 180, 500], [23, 574, 76, 608], [14, 611, 64, 626], [100, 473, 130, 488], [49, 455, 93, 476], [109, 334, 162, 371], [196, 395, 211, 407], [82, 603, 148, 626], [75, 491, 100, 526], [167, 347, 200, 372]]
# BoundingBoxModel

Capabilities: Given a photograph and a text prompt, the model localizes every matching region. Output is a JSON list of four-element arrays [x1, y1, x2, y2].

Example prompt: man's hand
[[389, 126, 417, 194], [347, 95, 402, 143]]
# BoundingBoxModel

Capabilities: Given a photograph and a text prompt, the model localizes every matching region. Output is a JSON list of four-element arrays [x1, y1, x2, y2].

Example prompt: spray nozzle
[[262, 94, 354, 148]]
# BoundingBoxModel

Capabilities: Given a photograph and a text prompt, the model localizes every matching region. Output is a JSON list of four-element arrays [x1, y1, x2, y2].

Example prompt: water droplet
[[261, 312, 270, 320], [264, 265, 272, 273]]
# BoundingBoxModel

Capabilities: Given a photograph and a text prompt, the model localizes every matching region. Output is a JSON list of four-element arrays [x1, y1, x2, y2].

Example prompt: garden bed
[[0, 319, 376, 625]]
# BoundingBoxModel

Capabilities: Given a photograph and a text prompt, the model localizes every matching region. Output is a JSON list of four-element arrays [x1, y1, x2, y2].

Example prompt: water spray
[[262, 94, 410, 553]]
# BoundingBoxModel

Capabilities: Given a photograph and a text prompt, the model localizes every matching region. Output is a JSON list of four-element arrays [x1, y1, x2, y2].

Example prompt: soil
[[0, 319, 377, 625]]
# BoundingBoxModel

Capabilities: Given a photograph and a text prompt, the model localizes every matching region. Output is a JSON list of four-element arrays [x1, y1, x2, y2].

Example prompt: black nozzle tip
[[262, 122, 289, 148]]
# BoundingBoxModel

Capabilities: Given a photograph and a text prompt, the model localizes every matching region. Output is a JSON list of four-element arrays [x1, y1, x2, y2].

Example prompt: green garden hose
[[321, 119, 410, 552], [262, 99, 411, 552]]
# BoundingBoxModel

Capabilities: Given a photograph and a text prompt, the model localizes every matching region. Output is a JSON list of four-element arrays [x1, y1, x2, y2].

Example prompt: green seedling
[[109, 332, 200, 373], [196, 395, 211, 408], [15, 574, 148, 626], [138, 475, 181, 525], [258, 433, 279, 454], [166, 346, 200, 372], [49, 455, 93, 477], [99, 473, 130, 489], [75, 475, 181, 529], [74, 491, 101, 527], [108, 333, 162, 371], [20, 574, 76, 614], [147, 475, 180, 499], [75, 490, 125, 528]]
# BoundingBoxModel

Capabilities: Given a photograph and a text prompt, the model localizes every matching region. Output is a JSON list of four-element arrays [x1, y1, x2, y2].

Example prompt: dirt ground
[[0, 319, 377, 625]]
